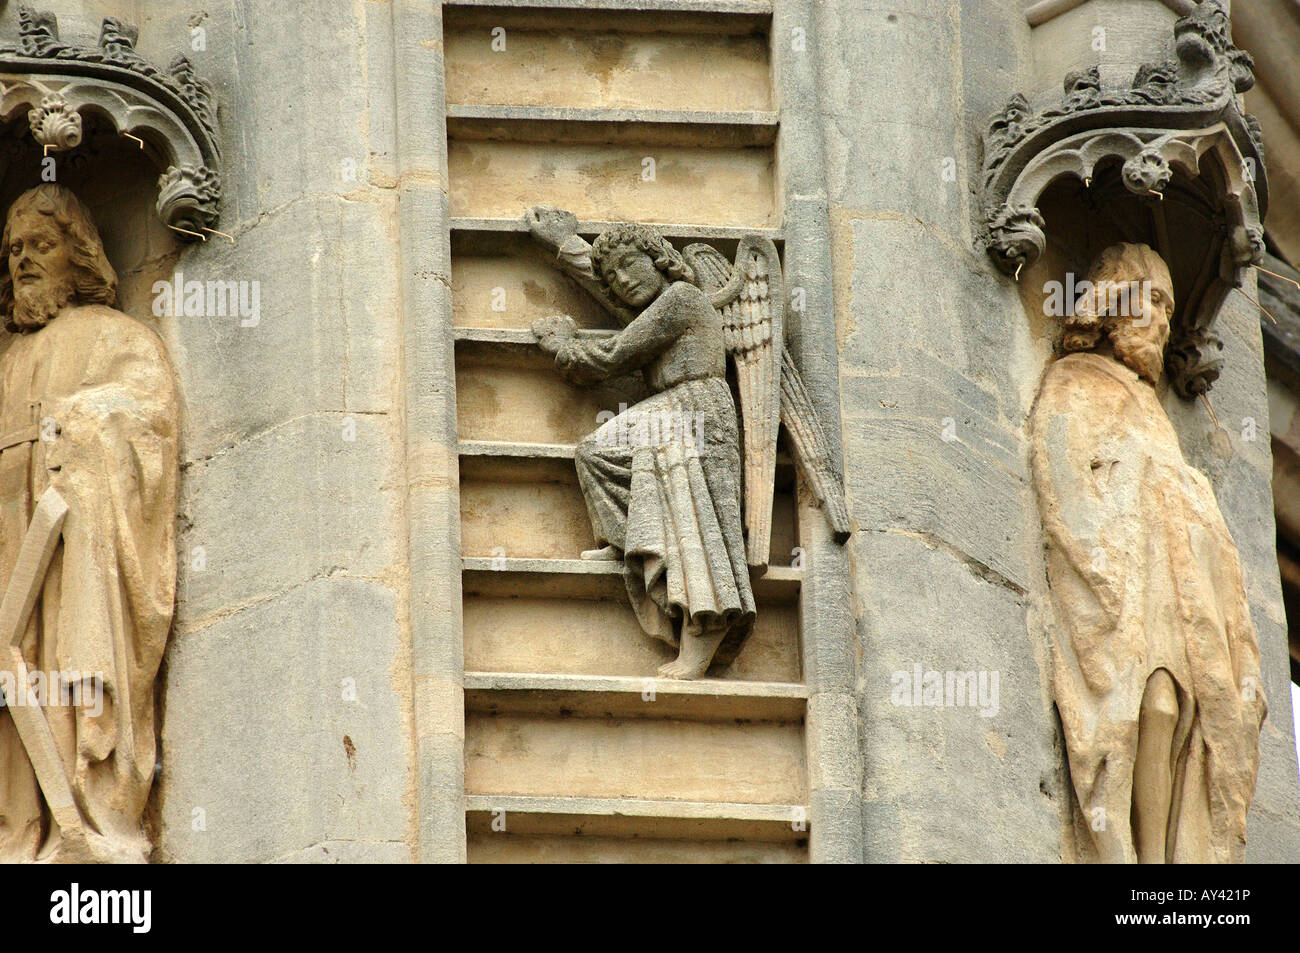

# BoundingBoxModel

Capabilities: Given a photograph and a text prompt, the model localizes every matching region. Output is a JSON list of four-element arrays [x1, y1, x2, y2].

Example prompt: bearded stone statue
[[0, 184, 179, 863], [1029, 242, 1266, 863]]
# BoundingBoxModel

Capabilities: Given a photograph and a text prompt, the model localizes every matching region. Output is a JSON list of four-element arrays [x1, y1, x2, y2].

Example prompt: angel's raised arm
[[523, 206, 636, 325]]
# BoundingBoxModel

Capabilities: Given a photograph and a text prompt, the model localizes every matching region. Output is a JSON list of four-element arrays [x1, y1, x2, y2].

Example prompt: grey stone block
[[852, 529, 1061, 862], [176, 411, 401, 627], [159, 578, 406, 863], [808, 786, 862, 864], [167, 194, 401, 464], [815, 0, 964, 232]]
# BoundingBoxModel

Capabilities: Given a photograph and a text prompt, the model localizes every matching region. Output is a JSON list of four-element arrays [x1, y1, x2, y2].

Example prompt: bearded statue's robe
[[553, 281, 756, 663], [0, 305, 178, 863], [1030, 351, 1265, 863]]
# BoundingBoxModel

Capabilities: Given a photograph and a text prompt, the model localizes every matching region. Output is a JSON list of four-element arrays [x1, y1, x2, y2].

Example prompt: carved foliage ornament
[[979, 0, 1265, 397], [0, 6, 221, 238]]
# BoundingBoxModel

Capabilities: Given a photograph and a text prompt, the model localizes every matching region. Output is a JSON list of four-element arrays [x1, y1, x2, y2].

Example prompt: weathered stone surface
[[159, 578, 406, 864], [1031, 244, 1265, 863], [165, 194, 401, 465], [836, 217, 1033, 593], [175, 411, 400, 629], [813, 0, 963, 233], [852, 529, 1061, 863], [269, 840, 410, 864]]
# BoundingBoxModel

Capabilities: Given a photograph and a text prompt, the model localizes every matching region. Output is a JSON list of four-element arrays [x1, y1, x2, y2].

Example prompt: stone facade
[[0, 0, 1296, 864]]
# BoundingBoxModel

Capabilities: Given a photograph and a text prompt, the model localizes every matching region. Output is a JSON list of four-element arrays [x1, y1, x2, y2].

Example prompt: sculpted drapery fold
[[524, 206, 851, 680], [0, 185, 178, 864], [535, 227, 755, 679], [1030, 243, 1265, 864]]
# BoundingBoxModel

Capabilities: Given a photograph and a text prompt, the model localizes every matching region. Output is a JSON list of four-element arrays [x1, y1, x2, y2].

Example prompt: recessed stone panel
[[445, 25, 771, 113], [465, 713, 807, 804], [449, 139, 776, 227], [463, 595, 801, 683]]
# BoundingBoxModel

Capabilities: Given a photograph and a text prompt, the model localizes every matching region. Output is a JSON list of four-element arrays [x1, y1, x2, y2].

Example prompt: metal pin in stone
[[168, 223, 206, 241], [202, 226, 234, 244], [1199, 393, 1220, 429], [1233, 285, 1278, 324], [1255, 264, 1300, 291], [1014, 262, 1024, 282], [125, 133, 144, 149], [1148, 190, 1163, 201]]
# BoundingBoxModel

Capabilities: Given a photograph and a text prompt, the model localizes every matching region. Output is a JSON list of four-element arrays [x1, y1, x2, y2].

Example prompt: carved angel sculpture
[[526, 207, 848, 679]]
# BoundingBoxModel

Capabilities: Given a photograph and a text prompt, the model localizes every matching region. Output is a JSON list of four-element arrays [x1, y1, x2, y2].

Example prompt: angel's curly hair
[[1063, 242, 1171, 352], [590, 223, 694, 294]]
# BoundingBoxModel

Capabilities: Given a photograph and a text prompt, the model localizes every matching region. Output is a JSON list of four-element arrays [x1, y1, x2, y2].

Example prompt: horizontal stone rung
[[448, 104, 778, 127], [466, 670, 806, 698], [465, 794, 809, 843], [458, 439, 576, 460], [464, 556, 618, 575], [457, 438, 793, 468], [453, 326, 614, 348], [450, 217, 782, 244], [465, 670, 807, 722], [460, 556, 801, 598], [447, 105, 779, 148]]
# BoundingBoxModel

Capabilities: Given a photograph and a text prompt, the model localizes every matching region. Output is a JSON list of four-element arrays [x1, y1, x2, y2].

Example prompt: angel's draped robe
[[0, 305, 178, 862], [553, 280, 756, 663], [1029, 351, 1265, 863]]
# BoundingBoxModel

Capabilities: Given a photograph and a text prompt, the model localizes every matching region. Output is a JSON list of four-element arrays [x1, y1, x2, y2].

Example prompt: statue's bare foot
[[37, 826, 147, 864], [581, 544, 622, 561], [657, 656, 710, 680], [656, 621, 727, 680]]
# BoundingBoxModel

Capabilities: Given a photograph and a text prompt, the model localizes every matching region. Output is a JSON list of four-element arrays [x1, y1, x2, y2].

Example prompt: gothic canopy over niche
[[979, 0, 1265, 398], [0, 5, 220, 239]]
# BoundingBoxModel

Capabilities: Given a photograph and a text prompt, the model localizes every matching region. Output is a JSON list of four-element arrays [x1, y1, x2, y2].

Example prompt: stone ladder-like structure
[[442, 0, 853, 862]]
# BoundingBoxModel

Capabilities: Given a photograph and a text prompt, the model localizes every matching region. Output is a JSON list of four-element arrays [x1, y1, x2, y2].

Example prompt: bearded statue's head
[[0, 184, 117, 333], [1062, 242, 1175, 385]]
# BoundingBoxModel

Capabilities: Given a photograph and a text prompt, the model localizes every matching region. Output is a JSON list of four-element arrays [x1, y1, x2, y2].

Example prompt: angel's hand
[[532, 315, 577, 355], [525, 206, 580, 251]]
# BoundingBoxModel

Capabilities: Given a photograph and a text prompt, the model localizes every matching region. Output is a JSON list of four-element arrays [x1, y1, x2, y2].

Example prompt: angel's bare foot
[[657, 621, 727, 680], [581, 544, 622, 561]]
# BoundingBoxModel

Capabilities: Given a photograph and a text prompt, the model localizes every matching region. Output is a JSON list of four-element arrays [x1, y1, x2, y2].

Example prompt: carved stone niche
[[0, 5, 221, 239], [979, 0, 1265, 398]]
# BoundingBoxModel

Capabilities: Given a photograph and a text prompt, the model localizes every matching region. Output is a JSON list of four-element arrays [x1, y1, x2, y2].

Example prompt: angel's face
[[602, 246, 665, 307]]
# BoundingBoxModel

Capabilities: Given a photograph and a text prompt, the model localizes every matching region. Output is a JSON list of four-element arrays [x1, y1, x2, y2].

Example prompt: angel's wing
[[684, 237, 783, 571], [780, 349, 851, 543]]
